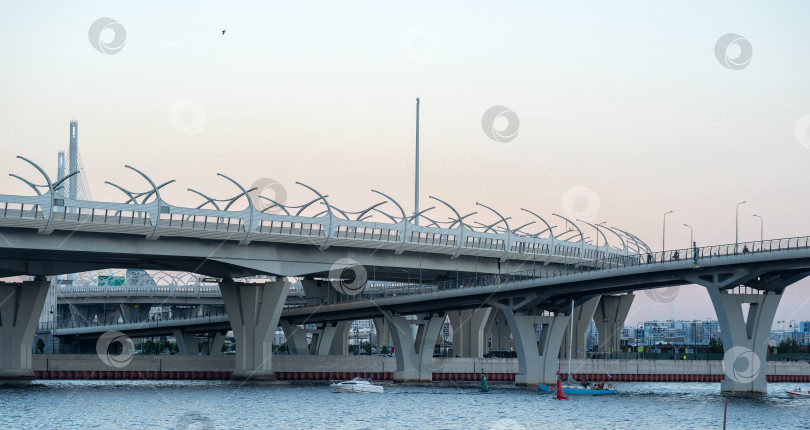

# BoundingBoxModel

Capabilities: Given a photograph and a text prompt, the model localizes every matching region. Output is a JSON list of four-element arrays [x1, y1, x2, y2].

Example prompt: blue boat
[[539, 384, 616, 395], [544, 300, 618, 396]]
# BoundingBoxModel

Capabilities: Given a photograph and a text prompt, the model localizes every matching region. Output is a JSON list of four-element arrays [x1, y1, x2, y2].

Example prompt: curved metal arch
[[323, 203, 352, 221], [9, 174, 44, 196], [217, 173, 255, 245], [258, 196, 291, 215], [610, 226, 641, 254], [296, 182, 333, 250], [370, 207, 400, 223], [105, 181, 139, 204], [577, 218, 608, 253], [474, 215, 514, 234], [14, 155, 67, 234], [295, 196, 328, 217], [139, 180, 177, 205], [224, 187, 258, 211], [10, 170, 78, 196], [429, 196, 470, 258], [603, 225, 628, 256], [613, 227, 652, 255], [372, 190, 409, 254], [447, 212, 478, 230], [552, 213, 585, 258], [521, 208, 556, 265], [125, 165, 171, 241], [187, 189, 222, 210], [407, 207, 441, 227], [354, 201, 389, 221], [52, 171, 81, 193], [618, 227, 650, 254], [512, 221, 536, 236]]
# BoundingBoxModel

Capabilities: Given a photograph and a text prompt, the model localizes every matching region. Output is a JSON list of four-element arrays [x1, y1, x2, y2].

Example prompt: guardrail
[[296, 235, 810, 305], [42, 309, 232, 331], [0, 179, 637, 267]]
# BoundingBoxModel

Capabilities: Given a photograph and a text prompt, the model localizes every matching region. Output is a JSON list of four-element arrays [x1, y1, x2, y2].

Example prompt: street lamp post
[[683, 224, 693, 247], [791, 320, 797, 343], [663, 211, 674, 260], [736, 201, 748, 253], [752, 214, 763, 251]]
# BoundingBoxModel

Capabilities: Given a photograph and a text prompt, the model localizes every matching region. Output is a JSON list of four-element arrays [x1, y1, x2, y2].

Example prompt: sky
[[1, 1, 810, 327]]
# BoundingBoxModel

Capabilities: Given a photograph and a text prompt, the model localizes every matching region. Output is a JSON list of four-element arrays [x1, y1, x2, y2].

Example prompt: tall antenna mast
[[414, 97, 420, 226]]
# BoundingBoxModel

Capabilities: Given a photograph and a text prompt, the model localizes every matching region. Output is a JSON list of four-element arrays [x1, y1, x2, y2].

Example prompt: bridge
[[0, 155, 805, 393]]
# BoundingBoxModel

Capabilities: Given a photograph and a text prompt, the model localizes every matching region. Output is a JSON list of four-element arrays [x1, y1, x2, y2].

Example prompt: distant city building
[[621, 319, 721, 346]]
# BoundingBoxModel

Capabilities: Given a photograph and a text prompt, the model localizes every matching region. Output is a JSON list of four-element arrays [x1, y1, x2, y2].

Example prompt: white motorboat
[[330, 377, 384, 394], [786, 388, 810, 398]]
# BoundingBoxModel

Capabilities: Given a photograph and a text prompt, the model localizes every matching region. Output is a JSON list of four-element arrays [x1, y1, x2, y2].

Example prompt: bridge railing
[[296, 234, 810, 307], [0, 190, 637, 267], [41, 308, 232, 332], [582, 235, 810, 272]]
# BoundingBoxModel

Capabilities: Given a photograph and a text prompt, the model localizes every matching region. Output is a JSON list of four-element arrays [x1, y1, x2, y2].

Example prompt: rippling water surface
[[2, 380, 809, 429]]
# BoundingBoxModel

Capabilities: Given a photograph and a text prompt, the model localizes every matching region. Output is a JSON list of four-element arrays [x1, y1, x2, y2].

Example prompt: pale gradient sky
[[2, 2, 810, 327]]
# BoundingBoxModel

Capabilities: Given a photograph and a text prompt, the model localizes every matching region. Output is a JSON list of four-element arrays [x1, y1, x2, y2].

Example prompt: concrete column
[[373, 318, 392, 350], [561, 297, 599, 358], [279, 320, 310, 355], [220, 279, 290, 382], [498, 307, 569, 386], [594, 294, 634, 354], [172, 329, 198, 355], [485, 309, 512, 352], [708, 288, 781, 393], [309, 321, 350, 355], [322, 321, 350, 355], [210, 333, 226, 355], [197, 332, 227, 355], [447, 308, 492, 358], [381, 311, 444, 382], [0, 278, 50, 383]]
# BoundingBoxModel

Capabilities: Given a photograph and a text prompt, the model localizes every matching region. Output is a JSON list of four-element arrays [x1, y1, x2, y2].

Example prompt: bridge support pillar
[[0, 277, 49, 384], [210, 333, 226, 355], [318, 321, 350, 355], [279, 320, 310, 355], [492, 304, 568, 386], [382, 311, 444, 382], [687, 269, 806, 393], [172, 329, 198, 355], [561, 296, 599, 359], [373, 318, 392, 351], [711, 288, 780, 393], [594, 294, 634, 354], [484, 309, 512, 352], [220, 279, 289, 382], [447, 308, 492, 358]]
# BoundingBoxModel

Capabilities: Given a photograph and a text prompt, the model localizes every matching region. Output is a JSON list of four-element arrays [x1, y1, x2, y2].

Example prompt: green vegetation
[[708, 337, 723, 353], [135, 339, 179, 355], [777, 338, 801, 354]]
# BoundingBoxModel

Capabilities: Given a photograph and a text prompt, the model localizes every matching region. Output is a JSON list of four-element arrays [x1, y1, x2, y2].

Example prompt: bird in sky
[[221, 30, 226, 35]]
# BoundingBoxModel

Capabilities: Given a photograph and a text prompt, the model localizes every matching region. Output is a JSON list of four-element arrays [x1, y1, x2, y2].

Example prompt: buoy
[[480, 368, 490, 393], [553, 377, 568, 400]]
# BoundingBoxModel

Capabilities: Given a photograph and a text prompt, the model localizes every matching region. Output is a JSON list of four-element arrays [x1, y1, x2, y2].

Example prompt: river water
[[2, 380, 809, 429]]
